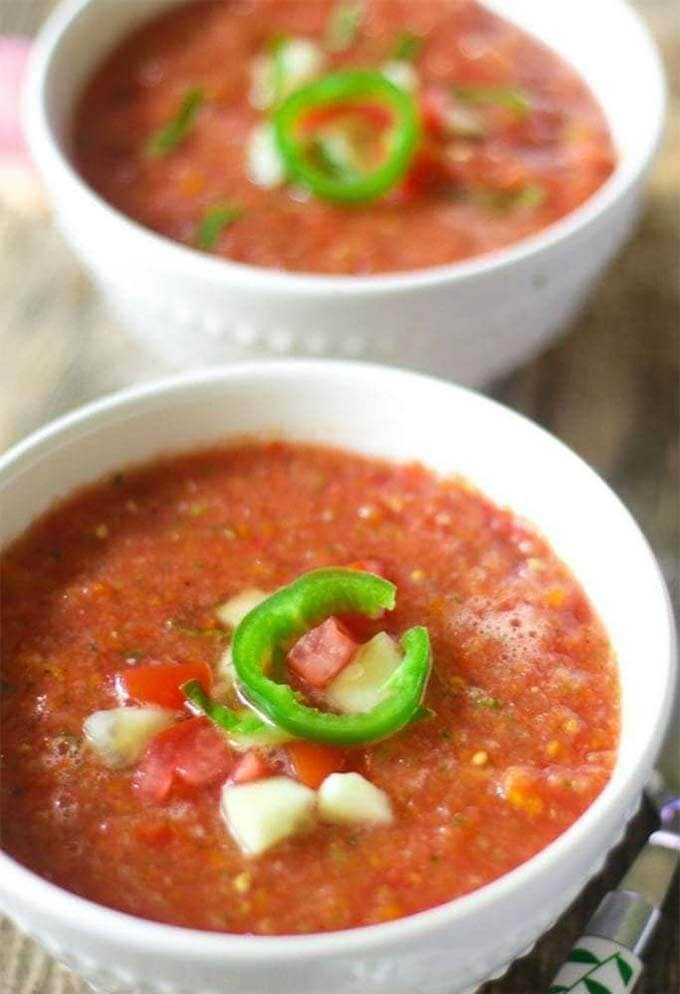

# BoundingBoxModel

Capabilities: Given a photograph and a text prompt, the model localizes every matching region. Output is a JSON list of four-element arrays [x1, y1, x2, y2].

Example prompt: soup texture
[[73, 0, 616, 275], [0, 442, 618, 934]]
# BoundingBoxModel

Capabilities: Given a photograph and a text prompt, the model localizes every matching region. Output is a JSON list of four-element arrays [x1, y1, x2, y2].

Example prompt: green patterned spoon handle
[[548, 890, 655, 994]]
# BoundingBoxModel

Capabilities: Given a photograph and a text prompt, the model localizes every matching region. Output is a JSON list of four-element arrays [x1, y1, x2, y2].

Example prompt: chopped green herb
[[267, 33, 288, 55], [55, 731, 82, 757], [505, 184, 545, 209], [346, 833, 359, 846], [123, 649, 145, 662], [453, 84, 531, 118], [196, 204, 245, 251], [146, 87, 204, 157], [328, 841, 349, 864], [111, 472, 125, 486], [165, 618, 226, 639], [457, 184, 546, 212], [262, 34, 290, 105], [0, 679, 16, 695], [469, 687, 504, 709], [391, 32, 424, 62], [306, 134, 358, 181], [325, 0, 364, 53], [440, 729, 453, 741], [411, 705, 436, 724]]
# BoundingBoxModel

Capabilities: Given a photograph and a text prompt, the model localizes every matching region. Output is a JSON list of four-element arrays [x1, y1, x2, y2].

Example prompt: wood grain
[[0, 1, 678, 992]]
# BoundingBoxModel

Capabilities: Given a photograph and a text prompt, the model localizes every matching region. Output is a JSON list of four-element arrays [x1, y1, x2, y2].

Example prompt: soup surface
[[73, 0, 616, 275], [0, 442, 619, 934]]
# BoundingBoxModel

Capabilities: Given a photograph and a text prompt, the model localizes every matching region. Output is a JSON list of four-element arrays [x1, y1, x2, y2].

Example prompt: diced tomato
[[287, 616, 360, 689], [117, 660, 213, 710], [134, 717, 234, 803], [286, 741, 346, 789], [419, 87, 451, 134], [389, 148, 451, 204], [174, 721, 234, 786], [231, 750, 272, 784], [300, 102, 393, 135]]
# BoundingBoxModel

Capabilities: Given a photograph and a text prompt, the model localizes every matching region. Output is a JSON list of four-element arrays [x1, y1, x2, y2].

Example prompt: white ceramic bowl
[[0, 361, 675, 994], [24, 0, 664, 385]]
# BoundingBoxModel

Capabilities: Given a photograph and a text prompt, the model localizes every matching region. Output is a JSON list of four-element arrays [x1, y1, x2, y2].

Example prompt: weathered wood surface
[[1, 1, 677, 992]]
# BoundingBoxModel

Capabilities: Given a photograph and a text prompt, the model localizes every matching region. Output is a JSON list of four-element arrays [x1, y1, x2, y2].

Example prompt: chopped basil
[[146, 88, 205, 157], [0, 679, 16, 695], [391, 32, 424, 62], [196, 204, 245, 250], [453, 84, 531, 119], [325, 0, 364, 53]]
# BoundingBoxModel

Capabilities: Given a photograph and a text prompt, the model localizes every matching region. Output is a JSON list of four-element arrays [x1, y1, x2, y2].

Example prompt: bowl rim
[[0, 360, 676, 960], [23, 0, 666, 295]]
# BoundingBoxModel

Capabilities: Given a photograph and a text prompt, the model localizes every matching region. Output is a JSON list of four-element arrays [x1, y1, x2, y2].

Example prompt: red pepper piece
[[118, 661, 213, 710]]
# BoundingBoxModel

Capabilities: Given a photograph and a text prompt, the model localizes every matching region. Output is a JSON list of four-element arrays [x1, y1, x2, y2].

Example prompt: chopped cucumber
[[221, 776, 317, 855], [325, 631, 402, 714], [318, 772, 393, 826], [250, 38, 325, 111], [216, 588, 270, 629], [381, 60, 419, 93], [83, 707, 176, 769]]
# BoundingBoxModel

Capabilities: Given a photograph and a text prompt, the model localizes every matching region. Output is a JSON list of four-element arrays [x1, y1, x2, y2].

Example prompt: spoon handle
[[548, 937, 642, 992], [547, 890, 655, 993]]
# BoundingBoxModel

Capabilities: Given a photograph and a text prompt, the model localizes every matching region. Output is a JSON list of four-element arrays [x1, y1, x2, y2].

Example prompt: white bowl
[[24, 0, 664, 385], [0, 361, 675, 994]]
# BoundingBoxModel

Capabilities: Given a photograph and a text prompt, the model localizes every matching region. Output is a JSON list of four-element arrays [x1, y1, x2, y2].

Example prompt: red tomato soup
[[73, 0, 616, 275], [1, 442, 618, 934]]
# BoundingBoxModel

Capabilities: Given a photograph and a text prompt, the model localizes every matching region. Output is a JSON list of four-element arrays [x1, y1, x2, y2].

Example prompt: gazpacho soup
[[1, 442, 619, 934], [73, 0, 617, 275]]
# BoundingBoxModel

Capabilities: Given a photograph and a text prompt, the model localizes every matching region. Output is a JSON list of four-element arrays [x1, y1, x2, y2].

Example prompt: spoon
[[547, 770, 679, 994]]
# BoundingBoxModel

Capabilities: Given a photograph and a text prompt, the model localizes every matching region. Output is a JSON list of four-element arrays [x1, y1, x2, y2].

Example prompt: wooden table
[[1, 2, 677, 992]]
